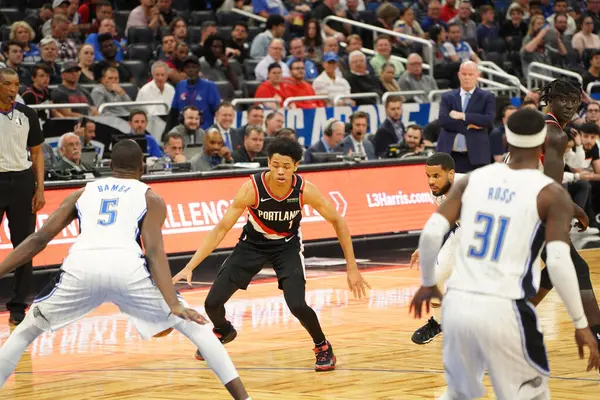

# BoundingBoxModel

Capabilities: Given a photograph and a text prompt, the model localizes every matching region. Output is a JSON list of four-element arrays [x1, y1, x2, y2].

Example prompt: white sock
[[433, 305, 442, 324], [0, 312, 43, 387], [174, 320, 239, 385]]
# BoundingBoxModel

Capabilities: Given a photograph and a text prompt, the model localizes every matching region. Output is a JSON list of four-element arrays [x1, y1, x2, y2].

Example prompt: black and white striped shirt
[[0, 103, 44, 172]]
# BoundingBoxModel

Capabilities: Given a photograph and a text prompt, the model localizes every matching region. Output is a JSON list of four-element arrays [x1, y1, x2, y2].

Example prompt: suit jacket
[[436, 87, 496, 166], [53, 158, 90, 172], [334, 135, 376, 160], [209, 124, 244, 150], [303, 139, 328, 164], [232, 147, 267, 163], [374, 118, 405, 158]]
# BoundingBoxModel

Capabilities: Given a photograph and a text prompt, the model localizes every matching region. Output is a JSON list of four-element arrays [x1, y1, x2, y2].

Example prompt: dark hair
[[406, 124, 423, 134], [244, 124, 264, 137], [428, 24, 445, 43], [31, 63, 51, 76], [385, 95, 404, 107], [268, 62, 282, 72], [276, 128, 296, 138], [169, 17, 187, 35], [3, 40, 23, 54], [506, 108, 546, 137], [426, 152, 455, 171], [129, 109, 147, 121], [267, 136, 303, 163], [266, 14, 285, 30], [375, 35, 393, 45], [203, 35, 225, 66], [520, 99, 538, 109], [165, 131, 184, 144], [290, 59, 305, 70], [201, 21, 217, 32], [303, 18, 322, 47], [111, 139, 144, 172], [247, 105, 264, 114], [266, 111, 283, 122], [350, 110, 368, 126], [0, 67, 17, 80], [232, 21, 248, 32], [554, 12, 568, 21], [480, 5, 494, 14], [580, 122, 600, 135], [447, 22, 460, 31], [97, 32, 113, 44], [215, 101, 234, 113], [102, 66, 118, 77], [539, 78, 582, 106]]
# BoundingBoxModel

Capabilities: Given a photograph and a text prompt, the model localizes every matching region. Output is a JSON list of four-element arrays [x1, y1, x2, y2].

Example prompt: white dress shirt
[[255, 55, 291, 81], [312, 72, 351, 105], [136, 80, 175, 116]]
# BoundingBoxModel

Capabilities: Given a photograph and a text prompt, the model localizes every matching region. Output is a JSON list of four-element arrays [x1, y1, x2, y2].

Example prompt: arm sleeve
[[22, 105, 44, 147], [418, 212, 451, 286]]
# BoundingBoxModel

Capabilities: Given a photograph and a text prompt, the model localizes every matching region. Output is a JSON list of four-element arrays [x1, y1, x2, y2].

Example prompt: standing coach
[[0, 68, 45, 325], [437, 61, 495, 172]]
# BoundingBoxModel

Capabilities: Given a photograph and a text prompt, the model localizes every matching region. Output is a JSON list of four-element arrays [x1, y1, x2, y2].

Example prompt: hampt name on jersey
[[256, 209, 301, 222], [366, 191, 433, 208]]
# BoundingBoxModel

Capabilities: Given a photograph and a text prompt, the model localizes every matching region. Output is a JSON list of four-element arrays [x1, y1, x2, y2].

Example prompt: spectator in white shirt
[[136, 61, 175, 116], [255, 39, 290, 81], [312, 52, 353, 106]]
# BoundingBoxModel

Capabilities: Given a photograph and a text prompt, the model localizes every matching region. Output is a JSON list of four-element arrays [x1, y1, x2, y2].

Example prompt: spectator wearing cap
[[22, 64, 64, 120], [136, 61, 174, 117], [9, 21, 41, 64], [93, 33, 133, 84], [313, 52, 353, 107], [199, 35, 243, 91], [1, 41, 32, 86], [255, 39, 291, 82], [547, 0, 577, 36], [42, 0, 71, 38], [370, 35, 405, 79], [125, 0, 165, 36], [91, 66, 132, 116], [51, 61, 99, 117], [84, 18, 124, 62], [39, 37, 61, 85], [286, 38, 318, 80], [50, 14, 78, 63], [583, 50, 600, 92], [164, 55, 221, 134], [346, 51, 385, 106], [255, 63, 287, 109], [572, 15, 600, 57], [250, 15, 286, 60], [284, 59, 325, 109]]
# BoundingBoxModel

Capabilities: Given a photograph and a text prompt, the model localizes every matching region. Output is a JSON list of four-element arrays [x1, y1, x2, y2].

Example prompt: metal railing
[[428, 89, 452, 103], [382, 90, 426, 103], [478, 62, 527, 95], [587, 82, 600, 96], [231, 98, 280, 108], [333, 92, 381, 105], [321, 16, 435, 78], [477, 77, 520, 97], [527, 62, 583, 90], [98, 101, 169, 114], [29, 103, 91, 111], [283, 95, 330, 108], [230, 8, 267, 23]]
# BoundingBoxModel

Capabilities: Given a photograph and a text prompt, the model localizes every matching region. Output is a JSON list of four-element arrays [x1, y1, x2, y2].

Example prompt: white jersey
[[432, 173, 466, 206], [69, 177, 150, 256], [448, 163, 554, 299]]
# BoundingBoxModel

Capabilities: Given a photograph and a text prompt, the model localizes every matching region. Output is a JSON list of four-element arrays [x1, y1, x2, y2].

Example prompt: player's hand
[[346, 268, 371, 299], [573, 204, 589, 232], [409, 286, 443, 319], [410, 249, 420, 269], [172, 266, 193, 286], [170, 303, 208, 325], [574, 327, 600, 372]]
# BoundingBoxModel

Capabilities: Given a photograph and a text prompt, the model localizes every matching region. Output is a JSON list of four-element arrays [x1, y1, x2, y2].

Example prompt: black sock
[[591, 325, 600, 352], [314, 340, 326, 347]]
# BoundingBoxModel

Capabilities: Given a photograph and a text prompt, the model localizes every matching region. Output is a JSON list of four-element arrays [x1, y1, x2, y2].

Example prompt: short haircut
[[520, 99, 538, 109], [111, 139, 144, 172], [201, 21, 217, 32], [247, 105, 264, 114], [32, 63, 52, 77], [276, 128, 296, 138], [129, 109, 147, 121], [267, 136, 303, 163], [266, 14, 285, 30], [385, 95, 404, 107], [554, 12, 568, 21], [426, 152, 455, 171], [349, 50, 366, 63], [102, 66, 118, 77], [165, 131, 184, 144], [268, 62, 282, 72], [290, 59, 305, 69], [375, 35, 392, 45], [97, 32, 113, 44], [480, 5, 494, 14], [447, 22, 460, 31], [182, 104, 200, 116], [232, 21, 248, 31], [346, 34, 362, 44], [51, 14, 70, 26], [244, 124, 264, 137], [588, 102, 600, 111], [580, 122, 600, 135], [0, 67, 17, 81], [266, 111, 283, 122], [58, 132, 79, 150], [350, 110, 368, 125], [506, 108, 546, 138], [3, 40, 23, 53], [151, 60, 169, 74], [215, 101, 234, 113], [39, 36, 58, 48], [406, 124, 423, 134]]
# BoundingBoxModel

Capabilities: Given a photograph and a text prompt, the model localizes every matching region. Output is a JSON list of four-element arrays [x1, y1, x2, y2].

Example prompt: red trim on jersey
[[545, 112, 563, 129], [261, 171, 296, 201], [299, 178, 306, 208], [247, 208, 291, 237], [249, 175, 259, 209]]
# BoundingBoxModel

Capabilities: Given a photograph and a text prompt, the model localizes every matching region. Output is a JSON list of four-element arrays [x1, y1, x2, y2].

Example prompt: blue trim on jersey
[[519, 221, 545, 299], [75, 202, 82, 234], [134, 208, 147, 248], [34, 269, 65, 303], [513, 299, 550, 375], [0, 106, 15, 115]]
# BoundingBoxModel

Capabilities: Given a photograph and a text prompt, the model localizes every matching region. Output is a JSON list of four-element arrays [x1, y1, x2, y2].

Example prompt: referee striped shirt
[[0, 102, 44, 172]]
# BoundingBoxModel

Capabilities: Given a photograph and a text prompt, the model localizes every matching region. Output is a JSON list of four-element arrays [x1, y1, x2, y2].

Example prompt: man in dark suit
[[233, 105, 265, 150], [304, 119, 346, 163], [436, 61, 495, 172], [232, 125, 267, 162], [335, 111, 376, 160], [375, 95, 406, 157], [54, 132, 92, 173]]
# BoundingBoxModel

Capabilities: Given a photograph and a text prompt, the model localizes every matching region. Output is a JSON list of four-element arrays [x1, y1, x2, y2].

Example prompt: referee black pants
[[0, 168, 36, 313]]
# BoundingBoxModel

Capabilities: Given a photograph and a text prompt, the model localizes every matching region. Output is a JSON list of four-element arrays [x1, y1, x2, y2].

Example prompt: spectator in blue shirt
[[421, 1, 448, 32], [129, 109, 163, 158], [252, 0, 289, 19], [163, 55, 222, 136], [84, 18, 124, 62], [476, 5, 499, 49], [287, 38, 319, 80]]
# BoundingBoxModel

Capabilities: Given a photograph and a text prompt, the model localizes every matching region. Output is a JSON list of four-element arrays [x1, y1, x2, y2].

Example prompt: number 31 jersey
[[448, 163, 554, 300], [69, 177, 150, 256]]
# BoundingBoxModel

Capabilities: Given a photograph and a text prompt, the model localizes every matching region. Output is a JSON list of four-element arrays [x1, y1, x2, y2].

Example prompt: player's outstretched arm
[[410, 176, 469, 319], [302, 181, 371, 299], [543, 129, 568, 184], [541, 183, 600, 371], [0, 189, 83, 280], [172, 180, 255, 285]]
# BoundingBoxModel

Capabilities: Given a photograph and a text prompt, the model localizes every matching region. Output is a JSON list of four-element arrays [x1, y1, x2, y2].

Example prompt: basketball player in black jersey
[[173, 137, 370, 371], [522, 79, 600, 362]]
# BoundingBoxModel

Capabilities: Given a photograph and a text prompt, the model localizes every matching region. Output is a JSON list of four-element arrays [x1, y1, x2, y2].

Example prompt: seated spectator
[[255, 63, 287, 109], [339, 35, 362, 77], [190, 128, 233, 171], [589, 0, 600, 33], [370, 35, 405, 78], [373, 3, 400, 41], [73, 117, 97, 149], [234, 105, 265, 146], [284, 59, 325, 109], [39, 37, 62, 85], [157, 0, 176, 25], [125, 0, 165, 36], [91, 66, 132, 116], [50, 15, 78, 63], [226, 22, 250, 64], [375, 95, 405, 157], [501, 4, 528, 53], [209, 102, 239, 150], [442, 23, 481, 63], [158, 34, 177, 62], [335, 111, 375, 160], [84, 18, 123, 62], [520, 16, 567, 79], [51, 61, 99, 117], [54, 132, 92, 172], [449, 1, 478, 51], [67, 0, 85, 35], [312, 0, 351, 41], [166, 105, 205, 146], [167, 42, 189, 85], [265, 111, 284, 137], [428, 24, 449, 66], [276, 127, 297, 141], [548, 0, 577, 36], [312, 53, 353, 107], [1, 41, 32, 86], [169, 17, 188, 43], [77, 44, 97, 84], [380, 63, 400, 92], [572, 16, 600, 57], [304, 119, 345, 163], [78, 0, 113, 34], [22, 64, 63, 120], [346, 51, 385, 106], [163, 132, 187, 163], [574, 102, 600, 128], [128, 109, 163, 157], [476, 6, 499, 49], [394, 125, 426, 158], [25, 4, 53, 42], [506, 0, 531, 20], [232, 125, 267, 162], [287, 38, 318, 80], [10, 21, 41, 63], [255, 39, 291, 81], [398, 54, 439, 103], [196, 21, 218, 60], [251, 15, 286, 60], [303, 19, 323, 64], [164, 55, 221, 133], [394, 8, 425, 52], [554, 13, 574, 55], [440, 0, 458, 23], [43, 0, 70, 38], [137, 61, 174, 117], [200, 35, 243, 90], [490, 105, 517, 163], [93, 33, 133, 84], [322, 37, 346, 77], [421, 1, 448, 32]]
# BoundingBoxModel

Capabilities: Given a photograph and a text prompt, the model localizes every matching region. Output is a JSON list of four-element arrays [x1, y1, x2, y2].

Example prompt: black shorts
[[539, 241, 592, 291], [216, 237, 305, 290]]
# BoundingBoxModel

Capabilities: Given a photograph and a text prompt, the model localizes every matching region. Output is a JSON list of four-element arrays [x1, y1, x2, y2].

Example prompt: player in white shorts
[[0, 140, 250, 400], [410, 152, 465, 345], [410, 108, 599, 399]]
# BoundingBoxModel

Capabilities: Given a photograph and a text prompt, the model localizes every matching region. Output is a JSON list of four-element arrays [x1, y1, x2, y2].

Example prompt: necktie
[[462, 92, 471, 112], [454, 92, 471, 152], [224, 130, 232, 150], [356, 142, 365, 158]]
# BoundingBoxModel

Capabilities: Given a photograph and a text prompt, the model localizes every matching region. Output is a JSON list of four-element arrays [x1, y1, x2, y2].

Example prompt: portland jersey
[[243, 171, 304, 244], [69, 177, 149, 256], [448, 163, 554, 299], [504, 113, 561, 170]]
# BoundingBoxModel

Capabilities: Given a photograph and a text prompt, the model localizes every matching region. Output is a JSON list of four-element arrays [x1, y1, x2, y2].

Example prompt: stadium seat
[[188, 26, 202, 44], [172, 0, 190, 11], [127, 43, 154, 62], [484, 37, 507, 54], [358, 11, 376, 24], [0, 8, 23, 23], [248, 26, 262, 42], [43, 118, 80, 138], [189, 43, 202, 57], [121, 83, 138, 100], [127, 26, 154, 45], [243, 59, 259, 80], [215, 81, 235, 102], [217, 26, 232, 40], [435, 79, 451, 89], [216, 12, 247, 26], [114, 10, 131, 32], [0, 25, 10, 42], [122, 60, 149, 87], [242, 80, 260, 98], [80, 83, 99, 93], [158, 26, 170, 39], [189, 11, 214, 26]]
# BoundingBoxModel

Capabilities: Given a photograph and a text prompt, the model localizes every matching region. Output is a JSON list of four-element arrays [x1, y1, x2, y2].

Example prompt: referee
[[0, 68, 45, 325]]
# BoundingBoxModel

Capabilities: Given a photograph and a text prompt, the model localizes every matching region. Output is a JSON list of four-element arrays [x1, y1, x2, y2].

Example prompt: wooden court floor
[[1, 251, 600, 399]]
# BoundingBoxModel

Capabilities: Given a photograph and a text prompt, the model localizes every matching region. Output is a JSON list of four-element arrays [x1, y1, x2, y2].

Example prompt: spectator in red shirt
[[283, 59, 325, 109], [440, 0, 458, 22], [79, 0, 113, 33], [255, 63, 287, 109]]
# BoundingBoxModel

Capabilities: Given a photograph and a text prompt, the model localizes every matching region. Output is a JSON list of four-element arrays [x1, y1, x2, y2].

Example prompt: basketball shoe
[[314, 341, 336, 372], [195, 322, 238, 361], [411, 316, 442, 345]]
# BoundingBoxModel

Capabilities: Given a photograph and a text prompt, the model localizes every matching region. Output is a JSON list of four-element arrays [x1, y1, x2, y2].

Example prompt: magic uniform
[[219, 171, 307, 290], [443, 163, 553, 399]]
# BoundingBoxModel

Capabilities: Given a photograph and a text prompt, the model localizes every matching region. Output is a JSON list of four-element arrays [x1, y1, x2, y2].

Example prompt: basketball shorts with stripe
[[442, 290, 549, 400]]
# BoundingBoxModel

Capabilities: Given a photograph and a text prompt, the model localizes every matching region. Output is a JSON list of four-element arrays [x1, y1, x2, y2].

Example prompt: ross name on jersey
[[487, 187, 515, 204], [97, 184, 132, 193], [257, 209, 300, 222]]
